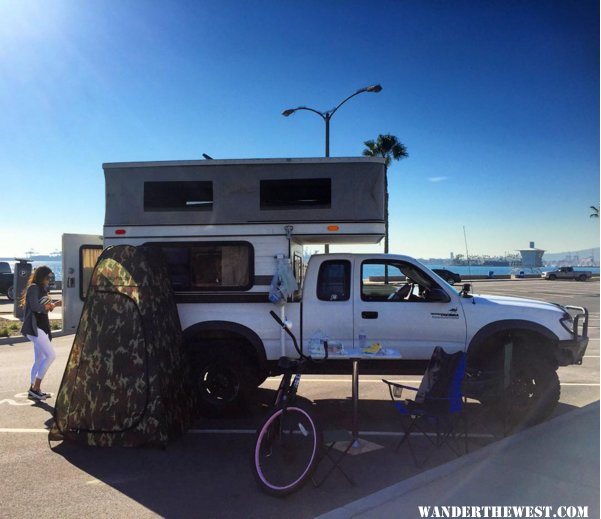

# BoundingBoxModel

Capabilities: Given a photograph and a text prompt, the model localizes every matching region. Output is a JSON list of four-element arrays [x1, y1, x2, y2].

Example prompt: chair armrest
[[381, 380, 419, 392], [382, 380, 420, 401]]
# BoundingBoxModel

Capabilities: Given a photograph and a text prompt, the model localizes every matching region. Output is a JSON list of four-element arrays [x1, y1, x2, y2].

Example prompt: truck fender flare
[[467, 319, 559, 364], [182, 320, 267, 372]]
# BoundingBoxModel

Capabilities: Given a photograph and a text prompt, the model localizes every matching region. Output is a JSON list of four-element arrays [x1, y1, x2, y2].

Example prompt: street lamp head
[[282, 108, 296, 117], [365, 84, 383, 93]]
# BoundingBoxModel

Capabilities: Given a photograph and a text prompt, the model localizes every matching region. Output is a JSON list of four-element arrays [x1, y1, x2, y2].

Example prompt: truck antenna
[[463, 225, 475, 302], [202, 153, 214, 160]]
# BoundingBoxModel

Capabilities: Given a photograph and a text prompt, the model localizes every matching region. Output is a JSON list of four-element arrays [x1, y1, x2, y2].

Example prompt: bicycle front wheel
[[253, 404, 321, 496]]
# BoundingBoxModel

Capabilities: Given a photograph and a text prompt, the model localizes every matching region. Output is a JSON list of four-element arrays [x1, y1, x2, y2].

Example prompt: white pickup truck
[[181, 253, 589, 425]]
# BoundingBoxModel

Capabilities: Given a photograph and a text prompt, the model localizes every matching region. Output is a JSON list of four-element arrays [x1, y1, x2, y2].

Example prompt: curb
[[316, 402, 600, 519], [0, 330, 73, 346]]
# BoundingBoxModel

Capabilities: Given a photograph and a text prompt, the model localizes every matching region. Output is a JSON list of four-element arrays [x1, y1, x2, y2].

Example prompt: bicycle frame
[[268, 310, 327, 408]]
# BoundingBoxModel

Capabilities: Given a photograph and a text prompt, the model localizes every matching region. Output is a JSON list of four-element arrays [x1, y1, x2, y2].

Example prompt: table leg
[[352, 358, 359, 444]]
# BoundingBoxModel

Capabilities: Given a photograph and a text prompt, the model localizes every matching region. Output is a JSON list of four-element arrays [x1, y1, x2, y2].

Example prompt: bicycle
[[252, 310, 328, 496]]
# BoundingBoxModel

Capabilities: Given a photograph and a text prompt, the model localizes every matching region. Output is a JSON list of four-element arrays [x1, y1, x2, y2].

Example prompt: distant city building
[[518, 242, 545, 268]]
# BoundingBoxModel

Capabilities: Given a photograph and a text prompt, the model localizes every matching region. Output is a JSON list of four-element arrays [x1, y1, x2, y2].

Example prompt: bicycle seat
[[278, 356, 301, 371]]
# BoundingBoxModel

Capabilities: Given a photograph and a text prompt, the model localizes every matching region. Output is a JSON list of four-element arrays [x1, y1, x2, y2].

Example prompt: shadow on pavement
[[48, 394, 581, 519]]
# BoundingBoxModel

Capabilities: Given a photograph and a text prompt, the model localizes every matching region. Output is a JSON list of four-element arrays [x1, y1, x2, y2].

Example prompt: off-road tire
[[482, 353, 560, 427], [192, 347, 258, 417], [6, 285, 14, 301]]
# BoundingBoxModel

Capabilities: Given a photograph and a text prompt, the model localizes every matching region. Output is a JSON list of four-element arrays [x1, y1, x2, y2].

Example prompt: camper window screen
[[144, 181, 213, 211], [260, 178, 331, 209], [158, 242, 253, 291]]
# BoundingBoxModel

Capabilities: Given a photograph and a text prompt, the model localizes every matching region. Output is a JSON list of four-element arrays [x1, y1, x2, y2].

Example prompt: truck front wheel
[[6, 285, 14, 301], [193, 348, 258, 417], [483, 355, 560, 426]]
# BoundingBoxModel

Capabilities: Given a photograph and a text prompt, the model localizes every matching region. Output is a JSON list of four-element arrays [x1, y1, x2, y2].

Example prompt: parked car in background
[[0, 262, 14, 300], [542, 267, 592, 282], [432, 268, 462, 285]]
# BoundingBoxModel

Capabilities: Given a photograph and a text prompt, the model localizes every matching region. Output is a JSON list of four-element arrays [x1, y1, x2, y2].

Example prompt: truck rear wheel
[[193, 348, 258, 417], [578, 274, 587, 282]]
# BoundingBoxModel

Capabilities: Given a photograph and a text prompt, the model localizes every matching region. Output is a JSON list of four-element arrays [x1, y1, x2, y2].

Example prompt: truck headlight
[[560, 312, 574, 334]]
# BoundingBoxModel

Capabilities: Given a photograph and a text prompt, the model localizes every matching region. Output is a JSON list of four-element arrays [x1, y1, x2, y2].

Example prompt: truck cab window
[[361, 262, 406, 301], [362, 261, 440, 302], [317, 260, 350, 301]]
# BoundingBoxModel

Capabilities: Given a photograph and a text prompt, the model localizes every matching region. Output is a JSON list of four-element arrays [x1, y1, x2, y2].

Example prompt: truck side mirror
[[460, 283, 472, 298]]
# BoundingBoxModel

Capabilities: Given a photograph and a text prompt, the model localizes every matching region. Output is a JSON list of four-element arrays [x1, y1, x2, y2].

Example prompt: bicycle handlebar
[[269, 310, 328, 362]]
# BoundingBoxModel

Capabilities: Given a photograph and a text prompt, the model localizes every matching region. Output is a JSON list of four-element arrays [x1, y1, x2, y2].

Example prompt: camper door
[[62, 234, 103, 332]]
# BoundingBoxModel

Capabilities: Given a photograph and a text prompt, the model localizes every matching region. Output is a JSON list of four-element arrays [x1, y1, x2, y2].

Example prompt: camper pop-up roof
[[103, 157, 386, 245]]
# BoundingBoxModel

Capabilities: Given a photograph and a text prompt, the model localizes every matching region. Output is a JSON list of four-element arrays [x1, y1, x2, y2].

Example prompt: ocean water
[[1, 259, 598, 283], [422, 264, 600, 276], [2, 260, 63, 280]]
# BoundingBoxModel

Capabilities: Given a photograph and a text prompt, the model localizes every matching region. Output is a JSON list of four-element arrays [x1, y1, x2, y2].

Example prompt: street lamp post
[[282, 84, 383, 251], [282, 84, 382, 157]]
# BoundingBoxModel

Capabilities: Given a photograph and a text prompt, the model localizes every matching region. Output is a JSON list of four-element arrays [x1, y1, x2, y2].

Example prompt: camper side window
[[260, 178, 331, 209], [154, 242, 254, 292], [144, 181, 213, 211], [317, 260, 350, 301]]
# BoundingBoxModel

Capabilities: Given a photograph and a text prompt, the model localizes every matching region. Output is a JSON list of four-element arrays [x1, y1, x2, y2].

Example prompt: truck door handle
[[361, 311, 378, 319]]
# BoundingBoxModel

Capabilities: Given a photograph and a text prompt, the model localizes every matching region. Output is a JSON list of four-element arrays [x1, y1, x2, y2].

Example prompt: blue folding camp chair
[[382, 346, 468, 467]]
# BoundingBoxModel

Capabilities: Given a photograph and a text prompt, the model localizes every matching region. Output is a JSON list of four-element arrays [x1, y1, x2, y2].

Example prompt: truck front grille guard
[[564, 305, 589, 339]]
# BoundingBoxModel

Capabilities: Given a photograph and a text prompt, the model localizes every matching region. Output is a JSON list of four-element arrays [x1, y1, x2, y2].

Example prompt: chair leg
[[396, 412, 469, 468], [395, 416, 417, 452], [396, 417, 436, 468], [312, 441, 355, 488]]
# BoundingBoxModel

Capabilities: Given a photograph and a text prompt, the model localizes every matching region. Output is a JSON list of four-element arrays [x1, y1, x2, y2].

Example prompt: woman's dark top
[[20, 283, 52, 341]]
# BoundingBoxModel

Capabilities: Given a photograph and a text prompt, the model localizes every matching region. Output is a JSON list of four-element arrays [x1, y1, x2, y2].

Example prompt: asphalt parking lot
[[0, 279, 598, 518]]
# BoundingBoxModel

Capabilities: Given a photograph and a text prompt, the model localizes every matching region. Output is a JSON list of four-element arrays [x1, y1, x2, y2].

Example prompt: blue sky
[[0, 0, 598, 258]]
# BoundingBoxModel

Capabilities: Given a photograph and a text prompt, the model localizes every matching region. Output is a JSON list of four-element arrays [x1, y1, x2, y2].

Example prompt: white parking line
[[0, 428, 48, 433], [0, 427, 496, 438], [188, 429, 496, 439], [262, 379, 420, 384], [262, 379, 600, 386]]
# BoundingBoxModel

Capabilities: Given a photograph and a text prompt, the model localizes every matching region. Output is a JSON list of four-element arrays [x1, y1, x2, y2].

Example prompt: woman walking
[[19, 266, 61, 400]]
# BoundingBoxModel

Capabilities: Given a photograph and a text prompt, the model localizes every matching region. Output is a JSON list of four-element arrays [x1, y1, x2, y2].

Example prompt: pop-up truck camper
[[61, 157, 588, 422]]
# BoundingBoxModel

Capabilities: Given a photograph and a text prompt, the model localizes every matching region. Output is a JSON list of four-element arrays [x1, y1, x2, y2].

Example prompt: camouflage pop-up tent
[[49, 244, 196, 447]]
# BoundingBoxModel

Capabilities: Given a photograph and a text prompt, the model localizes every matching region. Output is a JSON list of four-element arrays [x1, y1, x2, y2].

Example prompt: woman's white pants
[[26, 330, 56, 383]]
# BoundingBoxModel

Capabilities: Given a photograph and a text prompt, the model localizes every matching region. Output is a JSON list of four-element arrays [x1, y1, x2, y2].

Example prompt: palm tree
[[590, 206, 599, 219], [362, 134, 409, 253]]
